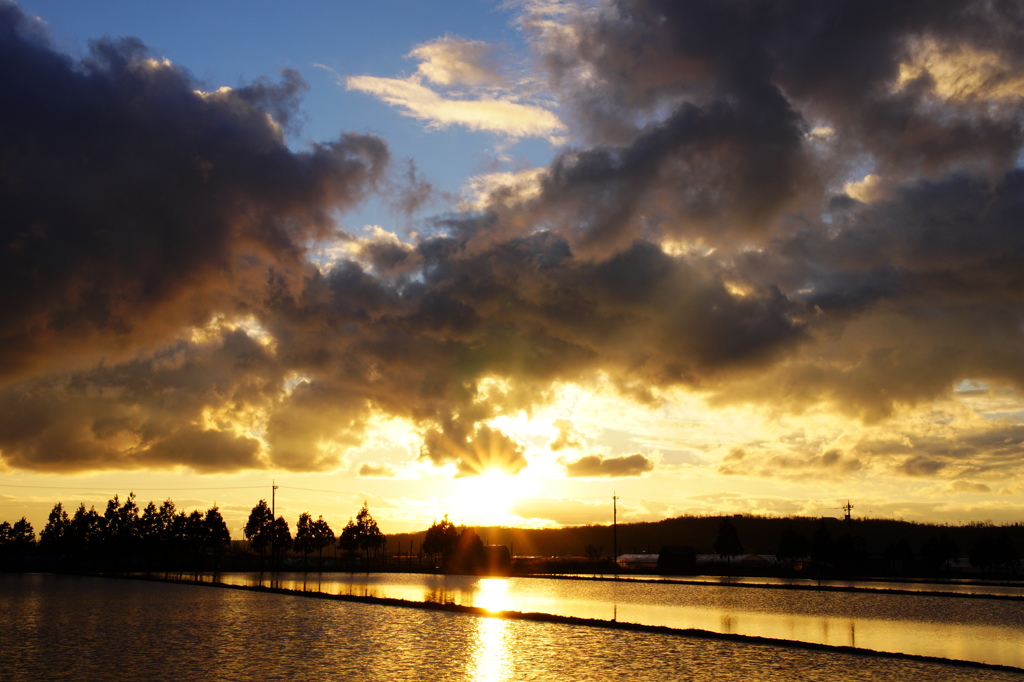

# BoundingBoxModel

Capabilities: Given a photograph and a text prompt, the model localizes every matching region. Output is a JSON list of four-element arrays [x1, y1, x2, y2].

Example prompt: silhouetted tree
[[922, 533, 959, 571], [0, 522, 12, 569], [182, 510, 205, 568], [40, 502, 71, 557], [244, 500, 274, 566], [70, 504, 104, 567], [203, 506, 231, 569], [295, 512, 335, 569], [884, 538, 915, 574], [158, 500, 177, 537], [449, 527, 486, 574], [994, 532, 1020, 573], [294, 512, 316, 569], [271, 517, 292, 566], [118, 493, 141, 558], [1, 518, 35, 569], [713, 517, 744, 565], [811, 520, 834, 568], [969, 534, 996, 572], [103, 493, 140, 569], [423, 515, 460, 569], [776, 525, 810, 569], [138, 501, 163, 570], [338, 504, 386, 566], [11, 518, 35, 549], [156, 500, 178, 568], [968, 532, 1019, 574], [311, 515, 335, 568], [103, 494, 122, 554], [834, 532, 869, 574], [355, 504, 385, 561]]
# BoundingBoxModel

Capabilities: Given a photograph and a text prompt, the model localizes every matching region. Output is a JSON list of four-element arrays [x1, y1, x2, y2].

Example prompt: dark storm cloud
[[782, 173, 1024, 310], [532, 95, 812, 255], [4, 0, 1024, 479], [0, 4, 387, 386], [563, 452, 654, 478], [712, 170, 1024, 421], [521, 0, 1024, 253]]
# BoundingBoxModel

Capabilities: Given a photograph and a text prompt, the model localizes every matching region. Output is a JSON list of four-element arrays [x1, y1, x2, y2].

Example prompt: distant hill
[[386, 515, 1024, 560]]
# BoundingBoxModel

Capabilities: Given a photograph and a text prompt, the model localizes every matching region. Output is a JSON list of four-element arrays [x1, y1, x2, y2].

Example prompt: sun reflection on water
[[475, 578, 513, 613], [467, 579, 515, 681], [468, 616, 513, 681]]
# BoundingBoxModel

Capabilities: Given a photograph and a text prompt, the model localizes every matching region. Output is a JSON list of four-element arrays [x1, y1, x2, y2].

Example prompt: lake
[[3, 573, 1019, 680]]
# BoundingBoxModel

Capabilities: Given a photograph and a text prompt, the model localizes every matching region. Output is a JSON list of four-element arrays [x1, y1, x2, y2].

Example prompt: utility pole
[[843, 500, 853, 522], [613, 492, 618, 578], [271, 480, 279, 568]]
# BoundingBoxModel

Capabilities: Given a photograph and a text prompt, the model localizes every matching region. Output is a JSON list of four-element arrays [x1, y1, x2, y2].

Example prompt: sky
[[2, 0, 1024, 539]]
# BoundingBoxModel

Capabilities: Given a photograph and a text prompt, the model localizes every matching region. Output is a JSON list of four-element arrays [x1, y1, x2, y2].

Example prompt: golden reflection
[[468, 616, 513, 682], [475, 578, 512, 613]]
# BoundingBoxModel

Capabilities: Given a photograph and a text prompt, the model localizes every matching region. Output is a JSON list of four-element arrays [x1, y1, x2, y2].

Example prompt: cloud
[[0, 5, 387, 388], [346, 74, 566, 141], [459, 168, 547, 212], [549, 418, 583, 452], [0, 325, 280, 472], [563, 452, 654, 478], [897, 36, 1024, 102], [5, 0, 1024, 492], [346, 31, 565, 143], [421, 423, 529, 477], [359, 463, 399, 478], [409, 37, 504, 87], [509, 496, 612, 527], [717, 446, 863, 480], [950, 480, 992, 494]]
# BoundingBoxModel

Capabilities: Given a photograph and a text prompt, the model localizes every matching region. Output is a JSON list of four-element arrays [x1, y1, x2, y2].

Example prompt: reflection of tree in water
[[423, 583, 474, 606]]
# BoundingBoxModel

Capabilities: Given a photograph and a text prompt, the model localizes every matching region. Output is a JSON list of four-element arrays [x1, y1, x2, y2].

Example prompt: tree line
[[0, 493, 395, 573], [10, 494, 1017, 578], [0, 493, 231, 572], [240, 499, 387, 570], [0, 491, 511, 575]]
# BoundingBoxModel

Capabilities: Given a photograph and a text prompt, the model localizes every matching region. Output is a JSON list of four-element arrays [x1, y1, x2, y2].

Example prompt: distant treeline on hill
[[390, 514, 1024, 577], [2, 494, 1022, 578]]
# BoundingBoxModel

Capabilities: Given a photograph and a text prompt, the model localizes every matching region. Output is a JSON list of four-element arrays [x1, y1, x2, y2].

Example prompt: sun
[[448, 469, 531, 527]]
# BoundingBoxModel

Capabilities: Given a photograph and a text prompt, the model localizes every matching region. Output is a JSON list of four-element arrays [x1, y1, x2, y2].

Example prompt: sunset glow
[[2, 0, 1024, 540]]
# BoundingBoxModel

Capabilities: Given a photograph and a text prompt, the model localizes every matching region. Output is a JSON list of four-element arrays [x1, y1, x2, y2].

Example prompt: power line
[[1, 482, 873, 524], [278, 485, 360, 496], [0, 483, 266, 492]]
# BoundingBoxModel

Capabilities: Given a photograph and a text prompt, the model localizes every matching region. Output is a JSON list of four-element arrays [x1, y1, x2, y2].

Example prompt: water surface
[[2, 574, 1021, 682], [208, 571, 1024, 668]]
